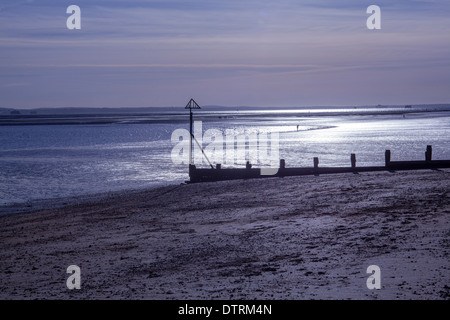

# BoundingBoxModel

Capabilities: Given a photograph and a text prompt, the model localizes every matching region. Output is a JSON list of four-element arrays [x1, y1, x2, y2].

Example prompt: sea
[[1, 105, 449, 209]]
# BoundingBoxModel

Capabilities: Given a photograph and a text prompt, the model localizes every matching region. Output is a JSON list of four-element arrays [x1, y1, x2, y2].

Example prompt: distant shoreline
[[1, 105, 450, 126], [2, 103, 450, 114]]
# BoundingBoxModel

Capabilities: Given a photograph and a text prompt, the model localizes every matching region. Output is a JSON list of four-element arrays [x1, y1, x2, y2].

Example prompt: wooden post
[[185, 99, 201, 165], [313, 157, 319, 169], [385, 150, 391, 167], [216, 164, 221, 169], [189, 108, 193, 165], [351, 153, 356, 169], [189, 164, 196, 177], [426, 145, 432, 162], [280, 159, 285, 169]]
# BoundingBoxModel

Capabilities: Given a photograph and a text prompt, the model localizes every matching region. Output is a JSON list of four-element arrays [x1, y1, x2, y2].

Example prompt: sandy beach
[[0, 169, 449, 300]]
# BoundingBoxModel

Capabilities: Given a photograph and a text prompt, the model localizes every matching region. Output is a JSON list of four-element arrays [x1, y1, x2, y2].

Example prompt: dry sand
[[0, 169, 449, 300]]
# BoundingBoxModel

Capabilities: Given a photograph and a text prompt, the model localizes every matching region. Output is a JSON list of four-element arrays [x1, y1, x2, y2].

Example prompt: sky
[[1, 0, 450, 109]]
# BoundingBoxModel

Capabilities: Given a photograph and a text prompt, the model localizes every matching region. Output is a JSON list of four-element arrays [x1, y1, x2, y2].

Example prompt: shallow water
[[1, 106, 449, 205]]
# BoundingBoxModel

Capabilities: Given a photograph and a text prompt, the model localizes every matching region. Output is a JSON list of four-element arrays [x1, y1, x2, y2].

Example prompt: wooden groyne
[[188, 145, 450, 183]]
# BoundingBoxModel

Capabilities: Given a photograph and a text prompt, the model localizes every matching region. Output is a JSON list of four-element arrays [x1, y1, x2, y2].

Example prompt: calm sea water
[[1, 106, 449, 206]]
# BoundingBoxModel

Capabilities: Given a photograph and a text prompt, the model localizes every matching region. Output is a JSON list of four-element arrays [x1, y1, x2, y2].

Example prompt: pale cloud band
[[1, 0, 449, 108]]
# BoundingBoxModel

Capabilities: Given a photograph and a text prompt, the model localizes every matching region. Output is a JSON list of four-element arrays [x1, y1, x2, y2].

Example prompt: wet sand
[[0, 169, 449, 300]]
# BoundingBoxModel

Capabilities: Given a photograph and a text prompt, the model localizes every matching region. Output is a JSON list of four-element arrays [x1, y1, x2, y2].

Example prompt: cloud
[[1, 0, 449, 108]]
